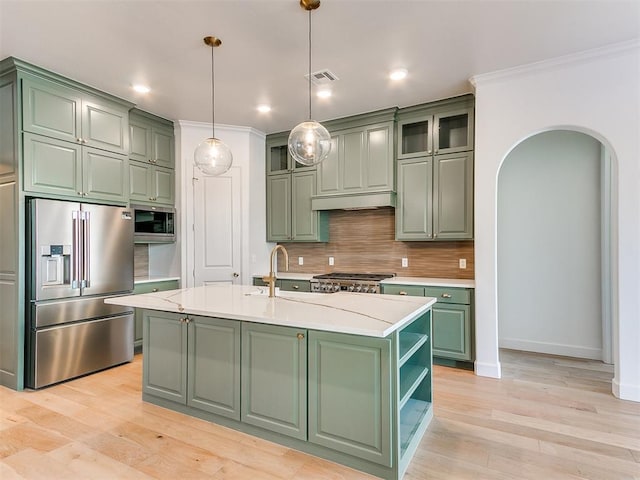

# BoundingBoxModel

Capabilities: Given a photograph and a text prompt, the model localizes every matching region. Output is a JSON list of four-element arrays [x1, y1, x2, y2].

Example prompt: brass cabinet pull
[[292, 285, 299, 290], [152, 288, 158, 292], [399, 291, 408, 296], [441, 293, 452, 298], [297, 333, 305, 340]]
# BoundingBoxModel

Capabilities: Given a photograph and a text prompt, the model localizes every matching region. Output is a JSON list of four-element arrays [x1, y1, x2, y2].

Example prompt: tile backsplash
[[278, 208, 474, 279], [134, 244, 149, 278]]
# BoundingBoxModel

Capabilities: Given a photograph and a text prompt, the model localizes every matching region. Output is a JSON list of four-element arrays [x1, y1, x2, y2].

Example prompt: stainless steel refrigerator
[[26, 198, 135, 389]]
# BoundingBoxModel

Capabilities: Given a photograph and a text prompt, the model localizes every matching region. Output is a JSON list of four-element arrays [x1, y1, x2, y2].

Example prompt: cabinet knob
[[399, 291, 408, 296], [297, 333, 305, 340], [292, 285, 299, 290], [77, 191, 82, 196], [152, 288, 159, 292], [77, 138, 82, 143], [441, 293, 452, 298]]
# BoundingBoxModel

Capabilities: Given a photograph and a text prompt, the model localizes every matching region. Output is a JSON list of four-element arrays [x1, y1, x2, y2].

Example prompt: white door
[[193, 166, 242, 286]]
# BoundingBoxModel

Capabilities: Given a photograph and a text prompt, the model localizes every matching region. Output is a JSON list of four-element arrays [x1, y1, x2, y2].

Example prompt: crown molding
[[176, 120, 265, 138], [470, 39, 640, 88]]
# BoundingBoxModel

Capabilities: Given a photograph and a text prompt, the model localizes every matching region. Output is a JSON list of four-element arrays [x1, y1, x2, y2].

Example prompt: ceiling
[[2, 0, 639, 135]]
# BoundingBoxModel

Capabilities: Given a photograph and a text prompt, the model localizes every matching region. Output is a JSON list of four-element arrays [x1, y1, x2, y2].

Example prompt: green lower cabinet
[[279, 279, 311, 292], [308, 331, 392, 467], [142, 311, 187, 403], [133, 280, 179, 349], [241, 323, 307, 440], [188, 316, 241, 420], [431, 303, 472, 361]]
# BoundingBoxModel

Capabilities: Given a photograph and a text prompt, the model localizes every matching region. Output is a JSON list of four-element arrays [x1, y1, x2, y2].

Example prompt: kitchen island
[[107, 284, 436, 480]]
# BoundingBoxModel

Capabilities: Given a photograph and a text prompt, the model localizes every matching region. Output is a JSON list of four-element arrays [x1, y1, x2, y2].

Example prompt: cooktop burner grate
[[312, 272, 396, 281]]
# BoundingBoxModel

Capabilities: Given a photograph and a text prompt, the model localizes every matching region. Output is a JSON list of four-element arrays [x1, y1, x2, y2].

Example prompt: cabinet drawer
[[279, 279, 311, 292], [382, 285, 425, 297], [424, 287, 470, 305], [134, 280, 179, 295]]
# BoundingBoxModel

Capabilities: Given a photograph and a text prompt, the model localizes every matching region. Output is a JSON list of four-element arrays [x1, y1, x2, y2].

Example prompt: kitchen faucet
[[263, 245, 289, 297]]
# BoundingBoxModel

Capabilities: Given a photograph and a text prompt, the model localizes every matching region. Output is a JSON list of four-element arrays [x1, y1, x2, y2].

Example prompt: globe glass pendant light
[[194, 36, 233, 176], [288, 0, 331, 167]]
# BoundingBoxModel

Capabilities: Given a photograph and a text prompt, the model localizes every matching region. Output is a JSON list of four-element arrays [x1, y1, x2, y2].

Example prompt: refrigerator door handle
[[72, 211, 81, 289], [82, 211, 91, 288]]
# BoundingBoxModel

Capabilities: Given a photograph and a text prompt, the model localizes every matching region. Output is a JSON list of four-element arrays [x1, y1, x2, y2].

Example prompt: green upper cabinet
[[316, 118, 395, 197], [23, 132, 128, 202], [128, 160, 174, 206], [22, 74, 129, 154], [396, 95, 474, 241], [266, 132, 313, 174], [129, 109, 175, 169], [265, 134, 328, 243], [397, 97, 474, 159], [241, 322, 307, 440]]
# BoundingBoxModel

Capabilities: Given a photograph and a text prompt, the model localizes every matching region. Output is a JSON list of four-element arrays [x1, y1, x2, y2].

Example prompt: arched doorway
[[496, 129, 613, 366]]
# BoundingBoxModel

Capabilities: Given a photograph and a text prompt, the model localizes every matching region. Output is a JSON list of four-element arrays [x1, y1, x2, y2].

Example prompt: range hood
[[311, 191, 396, 211]]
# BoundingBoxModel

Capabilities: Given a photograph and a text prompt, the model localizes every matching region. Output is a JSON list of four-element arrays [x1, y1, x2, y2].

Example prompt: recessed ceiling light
[[257, 104, 271, 113], [133, 84, 150, 94], [317, 89, 332, 98], [389, 69, 408, 81]]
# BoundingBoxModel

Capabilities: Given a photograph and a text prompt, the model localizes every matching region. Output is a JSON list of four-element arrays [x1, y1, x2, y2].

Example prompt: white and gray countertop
[[106, 284, 436, 338]]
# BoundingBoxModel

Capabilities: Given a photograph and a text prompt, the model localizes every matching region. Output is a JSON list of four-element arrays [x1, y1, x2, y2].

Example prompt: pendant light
[[194, 36, 233, 176], [287, 0, 331, 167]]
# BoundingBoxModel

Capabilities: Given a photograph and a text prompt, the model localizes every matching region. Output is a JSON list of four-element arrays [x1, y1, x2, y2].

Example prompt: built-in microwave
[[132, 205, 175, 243]]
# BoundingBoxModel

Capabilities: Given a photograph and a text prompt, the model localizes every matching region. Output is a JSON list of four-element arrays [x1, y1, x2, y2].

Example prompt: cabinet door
[[278, 279, 311, 292], [82, 147, 128, 202], [341, 129, 365, 192], [128, 160, 152, 204], [241, 323, 307, 440], [433, 152, 473, 240], [365, 123, 393, 191], [396, 157, 433, 240], [153, 166, 175, 205], [133, 281, 179, 348], [397, 115, 432, 159], [266, 142, 291, 174], [308, 331, 392, 466], [432, 303, 471, 361], [23, 132, 82, 197], [433, 107, 474, 155], [316, 134, 340, 195], [142, 310, 187, 403], [129, 119, 151, 163], [152, 127, 174, 168], [266, 173, 291, 241], [81, 96, 129, 154], [292, 170, 322, 241], [21, 76, 81, 143], [188, 316, 241, 420]]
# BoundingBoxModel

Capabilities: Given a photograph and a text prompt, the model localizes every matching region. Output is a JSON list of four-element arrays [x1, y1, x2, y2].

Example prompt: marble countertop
[[381, 277, 475, 288], [106, 284, 436, 338], [134, 276, 180, 285]]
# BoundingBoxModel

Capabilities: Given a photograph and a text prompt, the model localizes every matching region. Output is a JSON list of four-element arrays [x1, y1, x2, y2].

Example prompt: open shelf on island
[[399, 332, 428, 367], [399, 363, 429, 410], [399, 398, 432, 457]]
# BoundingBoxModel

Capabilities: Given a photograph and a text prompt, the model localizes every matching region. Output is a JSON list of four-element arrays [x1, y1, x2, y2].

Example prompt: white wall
[[176, 121, 271, 287], [471, 40, 640, 401], [497, 130, 602, 360]]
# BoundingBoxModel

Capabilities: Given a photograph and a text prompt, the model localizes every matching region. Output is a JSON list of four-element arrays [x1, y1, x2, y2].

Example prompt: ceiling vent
[[305, 69, 339, 86]]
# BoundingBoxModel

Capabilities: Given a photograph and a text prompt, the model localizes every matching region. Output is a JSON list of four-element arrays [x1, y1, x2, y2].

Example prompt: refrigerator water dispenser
[[40, 244, 70, 286]]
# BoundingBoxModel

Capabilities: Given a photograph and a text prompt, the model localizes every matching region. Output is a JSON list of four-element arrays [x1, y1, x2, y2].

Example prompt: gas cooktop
[[312, 272, 396, 281], [310, 273, 395, 294]]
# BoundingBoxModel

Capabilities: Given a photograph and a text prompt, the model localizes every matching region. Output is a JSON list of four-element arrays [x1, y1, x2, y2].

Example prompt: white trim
[[474, 360, 501, 379], [499, 338, 603, 361], [470, 39, 640, 87], [612, 379, 640, 403], [601, 148, 613, 364], [177, 119, 265, 138]]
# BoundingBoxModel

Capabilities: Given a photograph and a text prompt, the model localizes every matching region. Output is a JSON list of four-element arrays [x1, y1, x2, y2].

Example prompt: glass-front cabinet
[[266, 133, 314, 174]]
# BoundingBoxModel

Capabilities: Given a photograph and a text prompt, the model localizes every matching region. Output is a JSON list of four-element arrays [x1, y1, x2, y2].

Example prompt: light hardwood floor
[[1, 350, 638, 479]]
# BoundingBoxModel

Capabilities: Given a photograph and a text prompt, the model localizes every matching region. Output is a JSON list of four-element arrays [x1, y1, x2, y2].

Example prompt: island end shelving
[[106, 284, 436, 480]]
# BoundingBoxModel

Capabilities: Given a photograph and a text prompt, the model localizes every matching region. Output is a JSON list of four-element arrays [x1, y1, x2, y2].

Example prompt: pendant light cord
[[211, 44, 216, 139], [308, 8, 312, 121]]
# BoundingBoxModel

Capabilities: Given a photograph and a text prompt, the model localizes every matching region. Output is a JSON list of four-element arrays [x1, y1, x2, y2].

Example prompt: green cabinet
[[382, 284, 474, 363], [129, 109, 175, 169], [308, 331, 392, 466], [142, 310, 241, 420], [241, 323, 307, 440], [396, 96, 474, 241], [266, 135, 328, 242], [396, 152, 473, 240], [251, 277, 311, 292], [22, 74, 129, 154], [133, 280, 179, 349], [23, 132, 128, 202], [315, 119, 395, 199], [129, 160, 174, 206]]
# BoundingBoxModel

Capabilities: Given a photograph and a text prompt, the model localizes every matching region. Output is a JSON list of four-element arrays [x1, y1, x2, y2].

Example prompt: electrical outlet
[[328, 256, 335, 266], [401, 257, 408, 268], [298, 257, 304, 266], [459, 258, 467, 269]]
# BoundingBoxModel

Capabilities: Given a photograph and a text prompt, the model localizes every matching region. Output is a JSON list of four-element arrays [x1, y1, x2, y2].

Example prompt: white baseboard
[[474, 360, 501, 378], [612, 378, 640, 402], [499, 338, 602, 360]]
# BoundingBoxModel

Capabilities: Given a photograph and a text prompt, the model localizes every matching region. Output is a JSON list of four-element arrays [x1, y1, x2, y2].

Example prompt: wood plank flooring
[[1, 349, 638, 479]]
